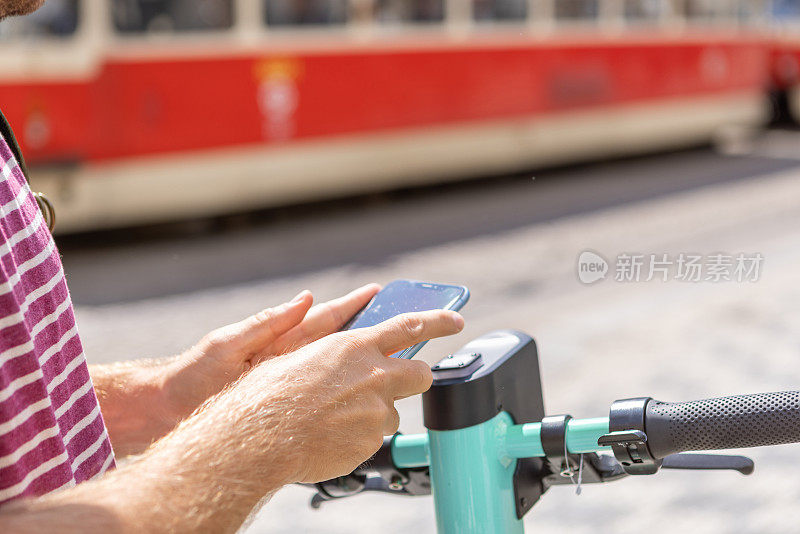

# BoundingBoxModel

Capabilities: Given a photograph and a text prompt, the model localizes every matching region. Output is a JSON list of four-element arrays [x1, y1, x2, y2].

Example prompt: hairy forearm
[[0, 308, 455, 533], [90, 359, 179, 457], [1, 373, 295, 533]]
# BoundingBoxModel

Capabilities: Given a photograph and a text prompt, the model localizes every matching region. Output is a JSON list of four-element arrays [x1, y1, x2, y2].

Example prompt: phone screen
[[344, 280, 469, 358]]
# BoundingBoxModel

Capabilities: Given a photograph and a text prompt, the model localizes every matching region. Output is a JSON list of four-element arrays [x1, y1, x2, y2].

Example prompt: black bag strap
[[0, 108, 56, 231], [0, 108, 30, 181]]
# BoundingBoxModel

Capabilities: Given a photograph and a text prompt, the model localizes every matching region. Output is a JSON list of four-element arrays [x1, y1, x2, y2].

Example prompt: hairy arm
[[89, 359, 178, 457], [0, 310, 462, 534], [2, 370, 296, 533]]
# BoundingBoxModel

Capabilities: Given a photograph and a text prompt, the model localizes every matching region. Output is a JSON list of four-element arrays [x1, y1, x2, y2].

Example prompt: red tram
[[0, 0, 795, 232]]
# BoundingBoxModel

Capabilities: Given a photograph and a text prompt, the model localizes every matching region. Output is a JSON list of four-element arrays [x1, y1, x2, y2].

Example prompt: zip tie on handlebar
[[560, 431, 574, 478], [557, 431, 584, 495], [541, 414, 584, 494], [575, 454, 584, 495]]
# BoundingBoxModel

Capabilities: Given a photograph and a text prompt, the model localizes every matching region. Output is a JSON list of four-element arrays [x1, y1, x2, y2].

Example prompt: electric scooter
[[308, 330, 800, 534]]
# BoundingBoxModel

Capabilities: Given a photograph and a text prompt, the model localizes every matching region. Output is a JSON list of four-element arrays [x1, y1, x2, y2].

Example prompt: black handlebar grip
[[645, 391, 800, 458]]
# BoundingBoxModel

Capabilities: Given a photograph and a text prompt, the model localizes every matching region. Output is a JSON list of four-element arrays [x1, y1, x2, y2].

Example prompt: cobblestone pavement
[[65, 130, 800, 533]]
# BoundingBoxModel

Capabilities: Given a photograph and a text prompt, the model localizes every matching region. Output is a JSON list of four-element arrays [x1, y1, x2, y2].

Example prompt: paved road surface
[[59, 129, 800, 533]]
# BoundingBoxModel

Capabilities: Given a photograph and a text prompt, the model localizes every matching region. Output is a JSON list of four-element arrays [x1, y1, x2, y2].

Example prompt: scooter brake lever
[[661, 453, 754, 475]]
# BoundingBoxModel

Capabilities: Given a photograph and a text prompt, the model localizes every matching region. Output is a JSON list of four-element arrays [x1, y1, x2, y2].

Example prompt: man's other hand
[[221, 308, 465, 484], [162, 284, 381, 424]]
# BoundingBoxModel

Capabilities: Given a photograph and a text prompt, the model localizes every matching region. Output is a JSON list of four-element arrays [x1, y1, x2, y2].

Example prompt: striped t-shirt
[[0, 136, 114, 504]]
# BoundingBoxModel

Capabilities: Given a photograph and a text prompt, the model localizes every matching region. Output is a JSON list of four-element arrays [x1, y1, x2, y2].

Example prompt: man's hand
[[234, 308, 465, 483], [161, 283, 381, 423], [92, 284, 380, 456]]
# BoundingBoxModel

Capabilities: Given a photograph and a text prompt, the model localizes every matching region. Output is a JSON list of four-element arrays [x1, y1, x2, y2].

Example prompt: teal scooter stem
[[428, 413, 522, 534], [412, 329, 558, 533], [392, 416, 611, 534]]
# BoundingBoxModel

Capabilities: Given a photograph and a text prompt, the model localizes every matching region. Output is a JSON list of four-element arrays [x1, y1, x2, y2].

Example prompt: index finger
[[275, 283, 381, 350], [355, 310, 464, 357]]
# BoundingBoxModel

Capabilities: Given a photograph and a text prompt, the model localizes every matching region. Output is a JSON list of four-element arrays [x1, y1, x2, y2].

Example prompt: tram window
[[0, 0, 79, 39], [684, 0, 717, 21], [624, 0, 662, 20], [735, 1, 762, 24], [554, 0, 598, 21], [113, 0, 234, 33], [264, 0, 349, 26], [773, 0, 800, 19], [473, 0, 527, 22], [374, 0, 445, 24]]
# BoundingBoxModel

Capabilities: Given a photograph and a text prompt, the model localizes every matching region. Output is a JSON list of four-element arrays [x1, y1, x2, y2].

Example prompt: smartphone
[[343, 279, 469, 359]]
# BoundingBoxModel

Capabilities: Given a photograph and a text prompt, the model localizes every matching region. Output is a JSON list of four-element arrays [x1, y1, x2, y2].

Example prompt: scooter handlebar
[[644, 391, 800, 458]]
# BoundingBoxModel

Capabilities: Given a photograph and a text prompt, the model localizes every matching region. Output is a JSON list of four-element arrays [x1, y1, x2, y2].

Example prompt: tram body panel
[[30, 90, 766, 232], [7, 37, 770, 163]]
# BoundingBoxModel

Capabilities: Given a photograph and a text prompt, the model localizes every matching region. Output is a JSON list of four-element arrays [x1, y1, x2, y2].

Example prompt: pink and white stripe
[[0, 138, 114, 505]]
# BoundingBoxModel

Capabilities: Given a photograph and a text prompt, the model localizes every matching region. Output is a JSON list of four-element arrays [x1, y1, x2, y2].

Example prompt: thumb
[[233, 290, 314, 354]]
